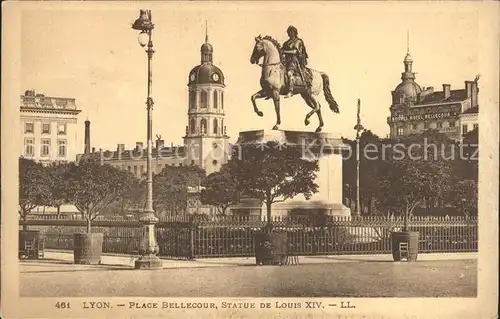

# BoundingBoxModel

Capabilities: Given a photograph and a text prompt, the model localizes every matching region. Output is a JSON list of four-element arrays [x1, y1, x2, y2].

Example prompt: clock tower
[[183, 28, 229, 175]]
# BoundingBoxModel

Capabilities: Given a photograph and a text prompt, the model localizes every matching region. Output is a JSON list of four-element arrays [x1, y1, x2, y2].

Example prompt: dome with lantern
[[392, 50, 422, 103], [188, 33, 225, 87]]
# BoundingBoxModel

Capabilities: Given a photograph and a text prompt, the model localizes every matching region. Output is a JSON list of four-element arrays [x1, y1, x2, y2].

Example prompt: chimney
[[465, 80, 474, 111], [135, 142, 144, 151], [443, 84, 451, 99], [155, 139, 164, 150], [117, 144, 125, 153], [84, 120, 91, 154], [465, 81, 473, 98], [471, 80, 478, 108]]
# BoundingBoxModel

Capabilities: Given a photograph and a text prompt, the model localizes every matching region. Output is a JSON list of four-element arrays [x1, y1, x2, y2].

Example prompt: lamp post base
[[135, 211, 162, 270], [135, 255, 163, 270]]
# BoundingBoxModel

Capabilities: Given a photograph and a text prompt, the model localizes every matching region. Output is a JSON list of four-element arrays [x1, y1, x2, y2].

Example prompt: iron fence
[[20, 215, 478, 259]]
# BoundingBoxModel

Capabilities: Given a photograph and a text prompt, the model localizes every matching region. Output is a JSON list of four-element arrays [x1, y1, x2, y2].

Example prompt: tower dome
[[404, 52, 413, 63], [394, 81, 422, 99], [201, 42, 213, 53], [188, 27, 225, 87], [393, 47, 421, 101]]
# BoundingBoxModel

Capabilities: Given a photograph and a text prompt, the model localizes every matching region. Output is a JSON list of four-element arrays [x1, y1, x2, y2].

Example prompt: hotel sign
[[391, 111, 457, 123]]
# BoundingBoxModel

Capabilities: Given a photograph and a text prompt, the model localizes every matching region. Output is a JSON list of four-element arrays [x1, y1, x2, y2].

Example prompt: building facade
[[387, 51, 479, 140], [20, 89, 81, 165]]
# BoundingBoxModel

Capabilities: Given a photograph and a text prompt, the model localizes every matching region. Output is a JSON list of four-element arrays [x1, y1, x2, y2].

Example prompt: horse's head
[[250, 35, 265, 65]]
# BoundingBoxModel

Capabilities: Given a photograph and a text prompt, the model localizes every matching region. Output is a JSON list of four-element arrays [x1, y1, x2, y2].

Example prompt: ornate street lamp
[[353, 98, 364, 217], [132, 9, 162, 269]]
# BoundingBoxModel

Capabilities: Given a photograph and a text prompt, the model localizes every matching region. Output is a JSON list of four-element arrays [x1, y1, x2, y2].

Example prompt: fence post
[[189, 215, 195, 260]]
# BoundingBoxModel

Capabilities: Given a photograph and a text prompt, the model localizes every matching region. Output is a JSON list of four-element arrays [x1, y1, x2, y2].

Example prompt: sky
[[21, 2, 485, 154]]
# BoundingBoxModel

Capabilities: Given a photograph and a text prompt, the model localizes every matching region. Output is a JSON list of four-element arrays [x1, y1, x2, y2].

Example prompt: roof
[[393, 80, 422, 99], [188, 63, 225, 86], [462, 106, 479, 114], [80, 146, 186, 161], [404, 53, 413, 63], [417, 89, 468, 105]]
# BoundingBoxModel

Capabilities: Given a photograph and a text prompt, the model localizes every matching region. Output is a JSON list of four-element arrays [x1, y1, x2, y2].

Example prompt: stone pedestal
[[231, 129, 351, 217], [134, 211, 163, 270]]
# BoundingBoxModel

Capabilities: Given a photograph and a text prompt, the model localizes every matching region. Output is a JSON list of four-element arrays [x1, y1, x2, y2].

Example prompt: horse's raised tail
[[321, 73, 339, 113]]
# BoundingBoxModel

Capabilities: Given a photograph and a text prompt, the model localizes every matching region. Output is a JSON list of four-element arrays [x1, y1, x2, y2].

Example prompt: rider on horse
[[282, 25, 309, 98]]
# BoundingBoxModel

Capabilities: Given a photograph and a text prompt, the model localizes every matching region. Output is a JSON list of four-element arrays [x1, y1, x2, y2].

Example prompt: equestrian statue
[[250, 26, 340, 132]]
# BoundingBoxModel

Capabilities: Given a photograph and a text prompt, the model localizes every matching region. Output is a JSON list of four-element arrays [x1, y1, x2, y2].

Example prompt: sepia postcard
[[1, 1, 498, 318]]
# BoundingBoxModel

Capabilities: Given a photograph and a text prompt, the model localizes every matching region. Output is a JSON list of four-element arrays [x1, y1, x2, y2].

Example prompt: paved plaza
[[20, 251, 477, 298]]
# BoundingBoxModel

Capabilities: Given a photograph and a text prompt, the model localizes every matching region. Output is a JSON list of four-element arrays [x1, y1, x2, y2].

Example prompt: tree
[[66, 159, 136, 232], [231, 141, 319, 230], [457, 127, 479, 182], [153, 164, 206, 216], [342, 130, 384, 214], [200, 163, 239, 215], [18, 158, 51, 229], [46, 162, 71, 216], [376, 137, 453, 229], [447, 179, 478, 216]]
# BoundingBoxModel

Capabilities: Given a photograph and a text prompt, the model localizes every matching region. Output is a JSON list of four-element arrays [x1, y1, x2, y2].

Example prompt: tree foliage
[[152, 164, 206, 216], [18, 158, 52, 228], [230, 141, 319, 228], [65, 159, 136, 232], [342, 128, 477, 218], [447, 179, 478, 216], [45, 162, 72, 215], [200, 163, 239, 215]]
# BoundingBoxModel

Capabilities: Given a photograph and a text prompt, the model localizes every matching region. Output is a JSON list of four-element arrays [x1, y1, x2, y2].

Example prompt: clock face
[[190, 73, 195, 81], [212, 73, 220, 82]]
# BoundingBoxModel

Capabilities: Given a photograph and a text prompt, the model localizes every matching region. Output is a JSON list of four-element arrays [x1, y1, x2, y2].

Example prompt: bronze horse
[[250, 35, 339, 132]]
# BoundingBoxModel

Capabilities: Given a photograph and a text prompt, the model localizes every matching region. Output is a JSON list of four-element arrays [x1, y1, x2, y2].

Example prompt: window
[[190, 118, 196, 134], [58, 123, 67, 135], [462, 124, 468, 135], [200, 91, 208, 108], [25, 123, 34, 133], [140, 165, 144, 174], [397, 127, 404, 136], [437, 122, 443, 129], [213, 90, 218, 109], [127, 166, 131, 171], [133, 166, 138, 175], [213, 118, 218, 134], [473, 124, 478, 130], [189, 91, 196, 109], [24, 138, 34, 157], [200, 118, 207, 134], [42, 123, 51, 134], [57, 139, 67, 157], [411, 123, 418, 130], [41, 139, 50, 157], [221, 119, 224, 134], [424, 122, 429, 129], [221, 92, 224, 109], [449, 120, 456, 127]]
